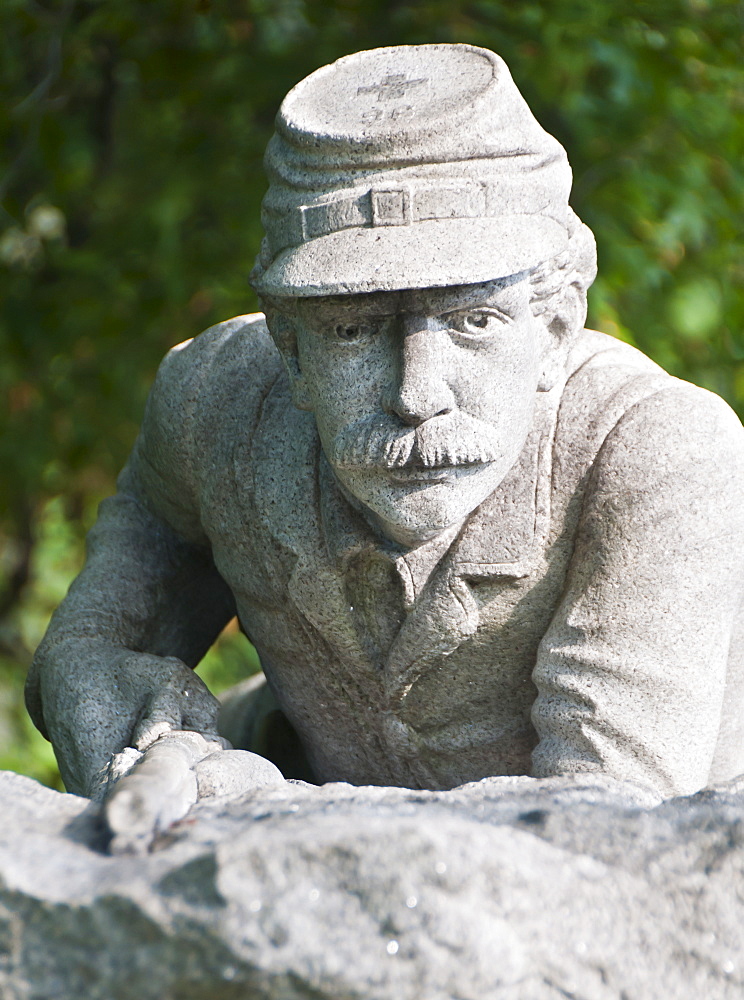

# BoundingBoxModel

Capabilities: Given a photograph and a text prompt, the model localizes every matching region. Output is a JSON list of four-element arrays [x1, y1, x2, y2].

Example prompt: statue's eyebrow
[[421, 282, 523, 317]]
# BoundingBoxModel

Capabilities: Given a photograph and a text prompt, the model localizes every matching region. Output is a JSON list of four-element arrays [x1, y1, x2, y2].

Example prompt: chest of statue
[[198, 342, 685, 788], [200, 376, 580, 788]]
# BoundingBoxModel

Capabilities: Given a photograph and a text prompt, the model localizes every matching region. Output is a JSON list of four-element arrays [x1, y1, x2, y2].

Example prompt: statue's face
[[292, 276, 546, 546]]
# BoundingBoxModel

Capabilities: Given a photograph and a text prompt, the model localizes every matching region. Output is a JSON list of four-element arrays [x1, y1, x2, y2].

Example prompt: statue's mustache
[[329, 410, 504, 470]]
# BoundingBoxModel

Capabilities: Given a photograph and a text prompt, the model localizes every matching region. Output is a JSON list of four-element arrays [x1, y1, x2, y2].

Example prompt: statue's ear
[[265, 310, 314, 411], [537, 319, 567, 391], [536, 284, 584, 391]]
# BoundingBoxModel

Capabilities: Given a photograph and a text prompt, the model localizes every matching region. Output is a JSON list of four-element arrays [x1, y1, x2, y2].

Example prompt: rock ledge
[[1, 771, 742, 1000]]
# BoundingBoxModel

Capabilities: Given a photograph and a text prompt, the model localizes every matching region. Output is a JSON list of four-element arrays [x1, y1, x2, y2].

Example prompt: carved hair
[[528, 207, 597, 341]]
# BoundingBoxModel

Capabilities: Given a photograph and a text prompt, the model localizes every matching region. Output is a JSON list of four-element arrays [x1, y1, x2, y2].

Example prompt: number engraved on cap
[[360, 105, 415, 123], [360, 107, 384, 122], [357, 73, 428, 102]]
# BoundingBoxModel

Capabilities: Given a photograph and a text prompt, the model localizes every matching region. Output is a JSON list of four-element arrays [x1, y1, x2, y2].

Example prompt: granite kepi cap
[[250, 44, 572, 297]]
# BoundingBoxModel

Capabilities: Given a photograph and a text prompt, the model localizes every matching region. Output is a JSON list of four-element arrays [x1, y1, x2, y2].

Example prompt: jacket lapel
[[452, 388, 556, 579], [247, 376, 558, 705], [248, 376, 376, 680]]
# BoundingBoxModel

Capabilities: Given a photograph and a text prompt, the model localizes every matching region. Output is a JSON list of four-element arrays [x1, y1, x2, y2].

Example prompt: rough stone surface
[[2, 769, 744, 1000]]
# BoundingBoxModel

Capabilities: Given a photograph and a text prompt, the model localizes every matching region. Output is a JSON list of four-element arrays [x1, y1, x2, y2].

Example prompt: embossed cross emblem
[[357, 73, 428, 102]]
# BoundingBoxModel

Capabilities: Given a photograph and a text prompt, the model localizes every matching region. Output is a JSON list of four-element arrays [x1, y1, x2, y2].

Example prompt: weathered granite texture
[[2, 769, 744, 1000], [25, 44, 744, 801]]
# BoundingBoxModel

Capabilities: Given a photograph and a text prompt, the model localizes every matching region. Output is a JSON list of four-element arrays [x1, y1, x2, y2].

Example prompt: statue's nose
[[383, 324, 455, 427]]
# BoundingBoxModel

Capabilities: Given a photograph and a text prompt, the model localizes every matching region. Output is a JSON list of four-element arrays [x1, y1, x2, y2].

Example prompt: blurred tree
[[1, 0, 742, 784]]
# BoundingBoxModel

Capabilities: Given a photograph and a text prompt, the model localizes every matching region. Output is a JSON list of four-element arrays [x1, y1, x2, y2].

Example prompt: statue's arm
[[531, 385, 744, 797], [26, 328, 242, 796]]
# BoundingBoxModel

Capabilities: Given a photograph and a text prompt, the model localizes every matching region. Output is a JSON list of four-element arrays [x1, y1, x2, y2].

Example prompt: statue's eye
[[333, 323, 376, 343], [447, 310, 505, 338]]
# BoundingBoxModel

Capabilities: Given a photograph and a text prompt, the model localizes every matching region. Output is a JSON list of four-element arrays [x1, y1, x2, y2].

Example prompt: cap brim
[[253, 215, 567, 297]]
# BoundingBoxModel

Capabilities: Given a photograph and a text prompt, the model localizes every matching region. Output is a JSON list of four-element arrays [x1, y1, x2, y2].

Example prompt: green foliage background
[[1, 0, 742, 788]]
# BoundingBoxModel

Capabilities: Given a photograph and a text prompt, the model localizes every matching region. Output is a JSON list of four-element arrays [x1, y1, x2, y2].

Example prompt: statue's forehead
[[295, 274, 529, 321]]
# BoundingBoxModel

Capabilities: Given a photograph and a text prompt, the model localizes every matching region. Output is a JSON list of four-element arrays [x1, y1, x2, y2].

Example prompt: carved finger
[[131, 695, 182, 751]]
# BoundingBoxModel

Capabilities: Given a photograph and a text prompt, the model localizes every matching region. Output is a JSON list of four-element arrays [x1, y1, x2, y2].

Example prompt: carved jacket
[[44, 315, 744, 797]]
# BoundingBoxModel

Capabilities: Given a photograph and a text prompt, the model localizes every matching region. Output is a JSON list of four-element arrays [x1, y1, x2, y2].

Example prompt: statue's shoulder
[[145, 311, 285, 446], [561, 328, 744, 489], [155, 312, 282, 409], [129, 314, 284, 531], [565, 328, 666, 385], [565, 328, 739, 424]]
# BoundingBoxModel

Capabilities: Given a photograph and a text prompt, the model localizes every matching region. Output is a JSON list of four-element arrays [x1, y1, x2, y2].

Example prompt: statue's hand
[[35, 641, 223, 797], [126, 654, 224, 753], [103, 733, 285, 854]]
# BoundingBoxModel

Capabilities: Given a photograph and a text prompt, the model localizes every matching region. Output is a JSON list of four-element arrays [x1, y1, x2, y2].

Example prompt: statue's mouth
[[386, 461, 487, 485]]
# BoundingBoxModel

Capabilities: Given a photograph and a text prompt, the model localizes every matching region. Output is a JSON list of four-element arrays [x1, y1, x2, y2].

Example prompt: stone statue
[[26, 43, 744, 803]]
